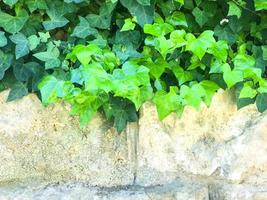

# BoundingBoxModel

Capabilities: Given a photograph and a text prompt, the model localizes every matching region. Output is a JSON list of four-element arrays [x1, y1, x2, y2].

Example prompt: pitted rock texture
[[137, 90, 267, 187], [0, 90, 134, 187], [209, 184, 267, 200], [1, 181, 266, 200], [0, 181, 209, 200], [0, 89, 267, 199]]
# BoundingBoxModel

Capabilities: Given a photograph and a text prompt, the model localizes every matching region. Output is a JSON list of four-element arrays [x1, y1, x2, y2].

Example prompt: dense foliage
[[0, 0, 266, 132]]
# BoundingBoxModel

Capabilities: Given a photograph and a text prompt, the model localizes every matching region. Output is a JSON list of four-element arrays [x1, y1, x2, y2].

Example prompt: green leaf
[[42, 6, 69, 30], [33, 50, 60, 70], [157, 36, 174, 59], [33, 51, 56, 61], [0, 31, 7, 47], [153, 86, 182, 120], [239, 83, 257, 99], [223, 70, 243, 88], [0, 9, 29, 34], [120, 0, 155, 27], [109, 97, 138, 133], [3, 0, 18, 7], [86, 14, 111, 30], [199, 80, 219, 105], [145, 58, 168, 79], [64, 0, 89, 3], [81, 62, 112, 93], [38, 32, 50, 43], [7, 82, 28, 102], [175, 0, 184, 4], [86, 1, 116, 29], [210, 60, 229, 74], [258, 79, 267, 94], [233, 53, 255, 71], [72, 16, 98, 39], [137, 0, 150, 5], [70, 91, 104, 127], [237, 97, 256, 109], [112, 61, 152, 109], [170, 30, 187, 48], [121, 18, 136, 32], [13, 61, 42, 82], [262, 46, 267, 61], [192, 7, 208, 27], [187, 56, 205, 70], [172, 66, 193, 85], [1, 0, 266, 131], [180, 83, 206, 109], [0, 51, 13, 80], [9, 33, 30, 59], [113, 44, 141, 62], [90, 35, 108, 48], [207, 40, 228, 62], [38, 75, 64, 105], [71, 68, 84, 85], [69, 44, 102, 65], [227, 2, 242, 18], [25, 0, 47, 12], [214, 25, 236, 45], [144, 23, 174, 36], [256, 93, 267, 112], [27, 35, 40, 51], [255, 0, 267, 11], [186, 31, 216, 60], [166, 11, 188, 27], [114, 30, 141, 48]]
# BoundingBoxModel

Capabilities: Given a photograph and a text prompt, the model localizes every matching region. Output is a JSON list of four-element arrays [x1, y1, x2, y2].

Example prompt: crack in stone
[[224, 120, 253, 144], [126, 122, 139, 186]]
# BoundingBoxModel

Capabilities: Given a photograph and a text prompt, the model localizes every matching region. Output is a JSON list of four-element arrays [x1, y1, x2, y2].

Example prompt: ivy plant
[[0, 0, 266, 133]]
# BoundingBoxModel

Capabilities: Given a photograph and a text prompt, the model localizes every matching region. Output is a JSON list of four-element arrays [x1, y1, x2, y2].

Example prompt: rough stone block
[[137, 89, 267, 186], [0, 181, 209, 200], [0, 90, 134, 187]]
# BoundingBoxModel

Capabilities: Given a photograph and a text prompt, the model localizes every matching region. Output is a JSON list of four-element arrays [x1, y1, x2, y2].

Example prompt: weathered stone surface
[[0, 90, 134, 187], [1, 88, 267, 199], [137, 89, 267, 186], [209, 183, 267, 200], [1, 182, 266, 200], [0, 181, 209, 200]]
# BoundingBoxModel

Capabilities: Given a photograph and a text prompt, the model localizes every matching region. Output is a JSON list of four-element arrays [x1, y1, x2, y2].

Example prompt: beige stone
[[0, 90, 134, 187], [137, 89, 267, 186], [0, 181, 209, 200], [0, 88, 267, 199], [209, 184, 267, 200]]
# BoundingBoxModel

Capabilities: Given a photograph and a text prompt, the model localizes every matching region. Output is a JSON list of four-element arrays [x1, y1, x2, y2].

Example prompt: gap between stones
[[125, 122, 266, 197], [126, 122, 139, 185]]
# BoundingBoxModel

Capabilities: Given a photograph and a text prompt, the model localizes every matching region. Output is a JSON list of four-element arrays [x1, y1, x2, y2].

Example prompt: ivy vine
[[0, 0, 266, 132]]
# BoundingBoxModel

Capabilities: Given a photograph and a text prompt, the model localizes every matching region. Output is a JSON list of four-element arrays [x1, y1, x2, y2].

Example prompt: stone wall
[[0, 89, 266, 199]]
